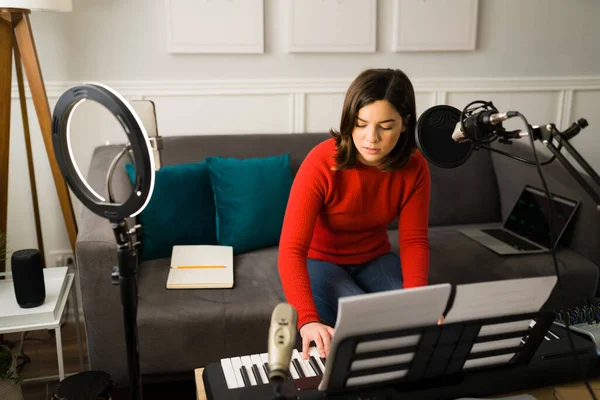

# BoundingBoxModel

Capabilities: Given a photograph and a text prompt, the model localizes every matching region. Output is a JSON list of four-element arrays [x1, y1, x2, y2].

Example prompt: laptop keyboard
[[481, 229, 542, 251]]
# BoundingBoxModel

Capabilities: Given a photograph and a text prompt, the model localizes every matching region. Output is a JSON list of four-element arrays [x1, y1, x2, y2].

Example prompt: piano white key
[[302, 349, 318, 377], [220, 358, 239, 389], [251, 354, 268, 384], [230, 357, 246, 387], [240, 355, 258, 386], [309, 347, 326, 373], [292, 349, 316, 377], [259, 353, 269, 366]]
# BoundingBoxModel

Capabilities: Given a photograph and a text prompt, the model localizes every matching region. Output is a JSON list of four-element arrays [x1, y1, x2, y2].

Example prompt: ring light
[[52, 82, 155, 221]]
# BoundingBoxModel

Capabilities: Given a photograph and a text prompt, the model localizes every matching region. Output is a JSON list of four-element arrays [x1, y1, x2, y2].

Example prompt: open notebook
[[166, 245, 234, 289]]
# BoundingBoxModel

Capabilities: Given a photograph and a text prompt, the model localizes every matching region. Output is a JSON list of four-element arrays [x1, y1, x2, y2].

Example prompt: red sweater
[[278, 138, 431, 328]]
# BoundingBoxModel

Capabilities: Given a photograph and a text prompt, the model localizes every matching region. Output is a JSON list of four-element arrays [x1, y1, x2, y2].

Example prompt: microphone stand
[[485, 118, 600, 209], [534, 121, 600, 210]]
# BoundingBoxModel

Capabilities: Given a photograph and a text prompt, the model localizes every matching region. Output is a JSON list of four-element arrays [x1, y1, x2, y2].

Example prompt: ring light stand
[[52, 83, 156, 400]]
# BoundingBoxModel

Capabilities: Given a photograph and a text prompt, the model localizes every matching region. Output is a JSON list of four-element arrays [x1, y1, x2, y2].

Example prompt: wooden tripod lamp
[[0, 0, 76, 271]]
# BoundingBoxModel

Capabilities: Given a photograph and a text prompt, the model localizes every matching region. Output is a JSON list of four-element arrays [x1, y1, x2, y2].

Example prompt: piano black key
[[263, 362, 269, 378], [251, 364, 263, 384], [320, 356, 327, 366], [292, 359, 305, 378], [240, 366, 251, 387], [308, 356, 323, 376]]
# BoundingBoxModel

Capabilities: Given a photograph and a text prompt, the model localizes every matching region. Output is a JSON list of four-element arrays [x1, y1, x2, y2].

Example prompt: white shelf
[[0, 267, 70, 332]]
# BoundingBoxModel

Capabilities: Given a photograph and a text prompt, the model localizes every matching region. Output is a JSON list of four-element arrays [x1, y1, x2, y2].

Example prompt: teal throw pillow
[[206, 154, 293, 255], [125, 162, 217, 261]]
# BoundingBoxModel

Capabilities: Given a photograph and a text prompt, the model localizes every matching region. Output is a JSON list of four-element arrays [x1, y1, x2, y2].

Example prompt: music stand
[[320, 311, 556, 396]]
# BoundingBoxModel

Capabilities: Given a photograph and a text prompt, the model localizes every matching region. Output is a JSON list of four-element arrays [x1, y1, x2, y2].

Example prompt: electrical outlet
[[48, 250, 75, 268]]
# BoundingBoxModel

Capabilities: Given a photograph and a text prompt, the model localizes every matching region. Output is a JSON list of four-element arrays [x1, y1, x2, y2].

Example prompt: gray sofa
[[76, 133, 600, 387]]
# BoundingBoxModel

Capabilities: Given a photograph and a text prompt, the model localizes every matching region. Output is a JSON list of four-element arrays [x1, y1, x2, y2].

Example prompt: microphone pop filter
[[415, 105, 473, 168]]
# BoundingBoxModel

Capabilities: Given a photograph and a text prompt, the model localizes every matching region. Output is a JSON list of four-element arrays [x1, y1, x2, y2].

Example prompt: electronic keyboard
[[218, 347, 326, 389], [203, 323, 600, 400]]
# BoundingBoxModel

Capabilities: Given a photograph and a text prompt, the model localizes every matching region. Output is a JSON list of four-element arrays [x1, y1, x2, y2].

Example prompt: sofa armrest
[[75, 144, 135, 385]]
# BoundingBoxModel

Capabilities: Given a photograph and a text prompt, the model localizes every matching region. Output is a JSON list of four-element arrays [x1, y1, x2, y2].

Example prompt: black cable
[[15, 352, 30, 374], [515, 112, 597, 400], [480, 143, 561, 166]]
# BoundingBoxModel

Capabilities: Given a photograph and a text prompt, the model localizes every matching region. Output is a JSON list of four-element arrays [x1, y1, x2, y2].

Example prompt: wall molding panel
[[165, 0, 265, 54], [392, 0, 479, 52], [287, 0, 377, 53], [24, 76, 600, 99], [16, 76, 600, 134]]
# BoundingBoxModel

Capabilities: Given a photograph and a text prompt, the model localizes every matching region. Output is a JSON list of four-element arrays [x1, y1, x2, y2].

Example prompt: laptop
[[459, 185, 580, 255]]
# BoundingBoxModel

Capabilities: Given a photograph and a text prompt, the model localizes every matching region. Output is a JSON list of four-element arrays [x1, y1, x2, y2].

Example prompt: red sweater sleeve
[[278, 149, 328, 329], [398, 153, 431, 288]]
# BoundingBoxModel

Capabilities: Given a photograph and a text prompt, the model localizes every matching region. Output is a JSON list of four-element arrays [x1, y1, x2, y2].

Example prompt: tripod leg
[[0, 13, 13, 273], [13, 29, 45, 265], [13, 12, 78, 253]]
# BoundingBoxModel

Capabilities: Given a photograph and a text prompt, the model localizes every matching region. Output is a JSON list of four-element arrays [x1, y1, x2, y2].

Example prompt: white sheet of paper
[[318, 283, 452, 391], [444, 276, 557, 324], [445, 276, 557, 358]]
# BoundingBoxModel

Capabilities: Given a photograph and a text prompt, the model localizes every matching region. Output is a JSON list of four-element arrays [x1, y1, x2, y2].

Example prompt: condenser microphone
[[452, 110, 517, 143], [267, 303, 297, 382]]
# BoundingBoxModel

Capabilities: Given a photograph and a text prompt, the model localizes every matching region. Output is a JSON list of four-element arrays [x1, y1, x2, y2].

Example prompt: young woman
[[277, 68, 431, 360]]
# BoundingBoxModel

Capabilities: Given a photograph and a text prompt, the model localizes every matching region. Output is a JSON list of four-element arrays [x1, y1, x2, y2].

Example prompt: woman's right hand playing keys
[[300, 322, 335, 360]]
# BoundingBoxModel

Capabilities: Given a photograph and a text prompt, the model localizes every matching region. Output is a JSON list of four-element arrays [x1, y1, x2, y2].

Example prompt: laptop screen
[[503, 185, 579, 249]]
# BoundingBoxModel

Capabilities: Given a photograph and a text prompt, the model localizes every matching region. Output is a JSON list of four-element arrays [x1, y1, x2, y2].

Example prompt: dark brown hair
[[330, 68, 417, 171]]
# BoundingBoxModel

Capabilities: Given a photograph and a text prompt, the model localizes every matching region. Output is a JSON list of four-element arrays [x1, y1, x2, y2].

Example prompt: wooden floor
[[2, 318, 197, 399], [2, 318, 89, 399]]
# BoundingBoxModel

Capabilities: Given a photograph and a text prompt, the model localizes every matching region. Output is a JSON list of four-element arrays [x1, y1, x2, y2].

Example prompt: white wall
[[6, 0, 600, 268], [31, 0, 600, 81]]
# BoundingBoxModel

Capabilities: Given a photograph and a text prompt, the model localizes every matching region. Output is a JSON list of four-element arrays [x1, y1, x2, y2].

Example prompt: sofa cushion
[[136, 246, 285, 376], [125, 162, 217, 261], [206, 154, 293, 255]]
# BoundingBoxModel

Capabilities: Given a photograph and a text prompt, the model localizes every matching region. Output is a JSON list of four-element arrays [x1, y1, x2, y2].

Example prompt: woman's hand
[[299, 322, 335, 360], [438, 315, 445, 325]]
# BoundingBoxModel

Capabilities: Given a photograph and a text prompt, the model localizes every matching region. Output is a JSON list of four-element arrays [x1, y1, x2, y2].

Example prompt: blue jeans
[[306, 252, 403, 326]]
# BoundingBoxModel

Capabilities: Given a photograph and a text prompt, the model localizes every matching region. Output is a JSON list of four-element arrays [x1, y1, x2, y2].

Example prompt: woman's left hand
[[438, 315, 444, 325]]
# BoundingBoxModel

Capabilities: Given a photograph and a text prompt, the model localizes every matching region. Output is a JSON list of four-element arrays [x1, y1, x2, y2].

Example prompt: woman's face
[[351, 100, 406, 166]]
